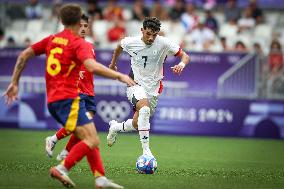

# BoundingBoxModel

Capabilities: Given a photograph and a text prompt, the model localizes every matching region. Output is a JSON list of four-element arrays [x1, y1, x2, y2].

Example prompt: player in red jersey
[[3, 4, 134, 189], [45, 15, 96, 158], [44, 13, 107, 185]]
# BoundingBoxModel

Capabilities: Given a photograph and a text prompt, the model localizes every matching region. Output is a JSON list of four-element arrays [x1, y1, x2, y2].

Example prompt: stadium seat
[[26, 20, 44, 33], [93, 20, 113, 48], [254, 24, 272, 46], [125, 20, 141, 37], [265, 11, 280, 27]]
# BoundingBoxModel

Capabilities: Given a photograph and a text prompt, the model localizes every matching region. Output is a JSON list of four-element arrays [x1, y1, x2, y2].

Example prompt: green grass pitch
[[0, 129, 284, 189]]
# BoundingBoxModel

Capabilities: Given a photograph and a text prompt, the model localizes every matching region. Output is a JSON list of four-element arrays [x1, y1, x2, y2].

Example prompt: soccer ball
[[136, 155, 157, 174]]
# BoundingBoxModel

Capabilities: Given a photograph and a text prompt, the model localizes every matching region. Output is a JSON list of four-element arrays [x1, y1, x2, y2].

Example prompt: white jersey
[[121, 35, 180, 96]]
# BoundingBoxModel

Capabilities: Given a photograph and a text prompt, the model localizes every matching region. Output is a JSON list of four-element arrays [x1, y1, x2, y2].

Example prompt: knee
[[86, 135, 100, 149], [139, 106, 150, 118]]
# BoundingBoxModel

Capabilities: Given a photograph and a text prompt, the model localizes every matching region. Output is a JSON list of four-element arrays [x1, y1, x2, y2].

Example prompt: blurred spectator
[[24, 37, 31, 47], [204, 9, 218, 33], [248, 0, 263, 21], [220, 37, 230, 51], [268, 40, 283, 75], [168, 0, 185, 21], [87, 0, 103, 20], [132, 0, 150, 21], [185, 21, 215, 51], [103, 0, 124, 21], [253, 42, 264, 57], [224, 0, 241, 22], [6, 37, 16, 48], [234, 40, 247, 52], [49, 1, 62, 20], [6, 4, 26, 20], [0, 28, 5, 48], [238, 8, 255, 33], [150, 0, 169, 21], [181, 3, 199, 32], [219, 19, 238, 47], [203, 0, 216, 10], [107, 18, 126, 42], [25, 0, 43, 19]]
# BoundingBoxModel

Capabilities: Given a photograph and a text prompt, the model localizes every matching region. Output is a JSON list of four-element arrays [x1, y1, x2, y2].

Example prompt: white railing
[[217, 54, 259, 99]]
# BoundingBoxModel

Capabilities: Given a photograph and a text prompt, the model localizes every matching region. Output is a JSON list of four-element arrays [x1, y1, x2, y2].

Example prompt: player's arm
[[109, 43, 123, 71], [3, 36, 50, 105], [171, 50, 190, 75], [83, 58, 135, 86], [3, 47, 35, 105], [78, 40, 135, 86]]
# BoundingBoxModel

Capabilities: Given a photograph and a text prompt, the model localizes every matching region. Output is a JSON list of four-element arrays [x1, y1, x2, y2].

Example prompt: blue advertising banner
[[0, 49, 246, 95], [0, 49, 283, 139], [1, 93, 284, 138]]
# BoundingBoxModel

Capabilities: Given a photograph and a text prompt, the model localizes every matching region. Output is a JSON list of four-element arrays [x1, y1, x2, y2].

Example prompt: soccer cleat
[[56, 149, 69, 162], [95, 177, 124, 189], [107, 120, 118, 147], [49, 166, 76, 188], [45, 136, 56, 158]]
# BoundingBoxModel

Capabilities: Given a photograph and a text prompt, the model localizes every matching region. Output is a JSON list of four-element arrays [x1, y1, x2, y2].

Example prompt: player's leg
[[56, 133, 80, 162], [55, 95, 123, 188], [107, 85, 153, 157], [57, 94, 95, 161], [109, 111, 137, 132], [51, 122, 99, 188], [107, 85, 143, 146], [135, 99, 153, 156], [87, 123, 123, 189], [48, 97, 97, 187], [46, 127, 69, 158]]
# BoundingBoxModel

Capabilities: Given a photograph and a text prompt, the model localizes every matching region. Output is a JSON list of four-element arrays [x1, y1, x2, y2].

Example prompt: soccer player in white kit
[[107, 17, 190, 157]]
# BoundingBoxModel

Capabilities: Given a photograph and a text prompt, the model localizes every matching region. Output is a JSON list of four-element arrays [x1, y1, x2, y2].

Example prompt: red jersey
[[78, 44, 95, 96], [31, 29, 94, 103]]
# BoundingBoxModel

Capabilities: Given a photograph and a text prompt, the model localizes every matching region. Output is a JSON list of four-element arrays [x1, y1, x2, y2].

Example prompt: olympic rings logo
[[96, 100, 131, 123]]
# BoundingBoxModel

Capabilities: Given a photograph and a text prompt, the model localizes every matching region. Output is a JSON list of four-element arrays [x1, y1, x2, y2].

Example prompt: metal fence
[[217, 54, 259, 99]]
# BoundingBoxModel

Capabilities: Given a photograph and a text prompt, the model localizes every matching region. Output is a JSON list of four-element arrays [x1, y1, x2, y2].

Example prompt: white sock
[[139, 130, 152, 155], [137, 106, 152, 156], [113, 119, 136, 132], [51, 134, 58, 143]]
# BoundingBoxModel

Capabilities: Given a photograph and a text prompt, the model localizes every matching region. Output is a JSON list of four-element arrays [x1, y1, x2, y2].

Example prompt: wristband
[[178, 62, 186, 68]]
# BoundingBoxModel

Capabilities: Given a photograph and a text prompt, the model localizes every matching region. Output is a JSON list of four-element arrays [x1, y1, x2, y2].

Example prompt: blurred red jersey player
[[45, 15, 106, 180], [3, 4, 134, 189]]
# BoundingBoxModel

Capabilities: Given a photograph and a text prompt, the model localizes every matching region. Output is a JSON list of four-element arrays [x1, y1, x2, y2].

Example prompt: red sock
[[56, 128, 68, 140], [65, 134, 81, 152], [64, 141, 92, 170], [86, 147, 105, 177]]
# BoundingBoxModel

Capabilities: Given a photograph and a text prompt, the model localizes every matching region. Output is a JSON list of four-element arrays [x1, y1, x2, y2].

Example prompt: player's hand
[[171, 64, 184, 75], [109, 64, 117, 71], [117, 74, 136, 86], [2, 83, 19, 106]]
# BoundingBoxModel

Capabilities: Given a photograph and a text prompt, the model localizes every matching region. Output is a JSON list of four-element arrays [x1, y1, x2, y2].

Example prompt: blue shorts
[[48, 97, 93, 133], [79, 93, 96, 115]]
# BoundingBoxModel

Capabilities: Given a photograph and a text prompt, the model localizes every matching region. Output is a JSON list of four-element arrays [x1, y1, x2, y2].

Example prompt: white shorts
[[126, 85, 158, 116]]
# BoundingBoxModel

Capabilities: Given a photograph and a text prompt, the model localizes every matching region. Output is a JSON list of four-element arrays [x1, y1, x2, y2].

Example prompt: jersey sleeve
[[162, 36, 181, 56], [120, 37, 132, 54], [31, 35, 52, 55], [76, 40, 95, 63]]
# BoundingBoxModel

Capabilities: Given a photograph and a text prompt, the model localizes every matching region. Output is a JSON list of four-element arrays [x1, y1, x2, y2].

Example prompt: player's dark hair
[[81, 14, 89, 23], [143, 17, 161, 32], [60, 4, 83, 26]]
